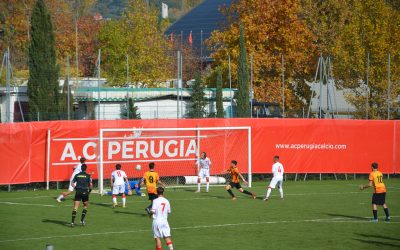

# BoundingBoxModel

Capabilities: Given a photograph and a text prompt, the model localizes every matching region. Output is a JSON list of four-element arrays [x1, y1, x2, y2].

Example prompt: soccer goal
[[98, 126, 252, 195]]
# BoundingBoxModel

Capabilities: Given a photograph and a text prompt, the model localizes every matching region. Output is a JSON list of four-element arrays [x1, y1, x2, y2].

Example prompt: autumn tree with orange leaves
[[208, 0, 316, 114]]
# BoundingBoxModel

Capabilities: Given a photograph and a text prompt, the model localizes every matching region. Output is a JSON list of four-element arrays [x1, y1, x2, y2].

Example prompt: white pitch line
[[0, 217, 370, 244], [0, 196, 53, 200], [0, 201, 57, 207]]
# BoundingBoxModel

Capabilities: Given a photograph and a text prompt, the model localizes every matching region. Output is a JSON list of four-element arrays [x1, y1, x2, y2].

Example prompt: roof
[[165, 0, 232, 58]]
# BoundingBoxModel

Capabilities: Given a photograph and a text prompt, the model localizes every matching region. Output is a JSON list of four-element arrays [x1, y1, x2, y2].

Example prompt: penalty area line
[[0, 217, 392, 244]]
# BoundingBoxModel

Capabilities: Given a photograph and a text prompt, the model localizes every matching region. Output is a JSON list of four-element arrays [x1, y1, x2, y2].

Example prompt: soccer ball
[[135, 164, 142, 171]]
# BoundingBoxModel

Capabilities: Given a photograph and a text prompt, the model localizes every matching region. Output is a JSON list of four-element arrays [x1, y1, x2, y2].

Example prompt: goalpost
[[98, 126, 252, 195]]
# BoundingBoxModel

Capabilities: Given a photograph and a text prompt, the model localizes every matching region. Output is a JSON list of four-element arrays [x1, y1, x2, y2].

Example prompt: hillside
[[92, 0, 203, 21]]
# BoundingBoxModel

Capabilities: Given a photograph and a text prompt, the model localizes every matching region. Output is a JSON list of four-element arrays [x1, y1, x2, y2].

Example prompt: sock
[[147, 203, 152, 210], [279, 188, 283, 198], [81, 209, 87, 222], [266, 188, 272, 199], [112, 195, 117, 205], [122, 195, 126, 206], [384, 208, 389, 218], [167, 241, 173, 250], [197, 183, 201, 191], [57, 194, 64, 200], [242, 190, 253, 196], [156, 247, 162, 250], [206, 182, 209, 192], [227, 189, 235, 197], [373, 210, 378, 220], [71, 209, 77, 223]]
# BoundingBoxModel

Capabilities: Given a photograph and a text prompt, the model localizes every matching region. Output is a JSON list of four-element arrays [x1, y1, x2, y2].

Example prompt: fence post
[[295, 173, 298, 181]]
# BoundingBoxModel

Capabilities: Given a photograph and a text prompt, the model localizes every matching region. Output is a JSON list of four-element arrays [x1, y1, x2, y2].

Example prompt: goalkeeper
[[106, 179, 144, 196]]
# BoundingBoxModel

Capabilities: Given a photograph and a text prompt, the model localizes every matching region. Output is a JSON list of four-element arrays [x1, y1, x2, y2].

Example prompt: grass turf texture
[[0, 180, 399, 250]]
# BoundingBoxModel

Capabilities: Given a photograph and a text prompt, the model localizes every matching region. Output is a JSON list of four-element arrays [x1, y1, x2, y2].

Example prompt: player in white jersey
[[151, 187, 173, 250], [111, 164, 131, 208], [195, 152, 212, 193], [56, 157, 86, 202], [264, 156, 284, 201]]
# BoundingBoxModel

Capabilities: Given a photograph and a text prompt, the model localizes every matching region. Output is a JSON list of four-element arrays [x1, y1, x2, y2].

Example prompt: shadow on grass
[[355, 233, 400, 242], [42, 219, 69, 227], [113, 210, 148, 217], [108, 248, 129, 250], [353, 239, 400, 248], [91, 202, 112, 208], [325, 213, 367, 220]]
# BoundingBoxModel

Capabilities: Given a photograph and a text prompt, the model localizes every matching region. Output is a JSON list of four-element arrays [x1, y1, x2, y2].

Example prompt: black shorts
[[148, 193, 158, 201], [74, 189, 89, 202], [372, 193, 386, 205], [229, 182, 242, 189]]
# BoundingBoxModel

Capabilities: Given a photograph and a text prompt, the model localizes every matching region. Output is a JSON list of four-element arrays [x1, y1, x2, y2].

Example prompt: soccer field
[[0, 180, 399, 250]]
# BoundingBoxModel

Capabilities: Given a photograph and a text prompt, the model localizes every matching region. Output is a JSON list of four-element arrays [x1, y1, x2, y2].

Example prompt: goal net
[[98, 126, 251, 194]]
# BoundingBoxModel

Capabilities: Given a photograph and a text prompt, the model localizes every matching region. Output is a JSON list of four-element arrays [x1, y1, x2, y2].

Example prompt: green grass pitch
[[0, 179, 399, 250]]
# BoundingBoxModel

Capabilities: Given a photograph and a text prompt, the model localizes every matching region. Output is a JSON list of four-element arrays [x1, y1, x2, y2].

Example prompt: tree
[[208, 0, 315, 113], [235, 24, 250, 117], [301, 0, 350, 55], [332, 0, 400, 119], [27, 0, 60, 121], [215, 68, 224, 118], [98, 0, 172, 86], [60, 76, 74, 120], [189, 73, 207, 118], [122, 97, 141, 119]]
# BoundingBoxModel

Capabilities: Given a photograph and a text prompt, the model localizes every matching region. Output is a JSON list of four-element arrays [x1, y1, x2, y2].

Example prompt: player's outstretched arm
[[157, 180, 166, 188], [238, 173, 248, 185], [360, 180, 373, 190], [125, 177, 131, 190]]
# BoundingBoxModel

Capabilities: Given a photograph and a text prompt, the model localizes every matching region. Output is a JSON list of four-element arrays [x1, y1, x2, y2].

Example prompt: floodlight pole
[[281, 54, 285, 118], [228, 54, 233, 118], [366, 52, 369, 119], [5, 47, 11, 123], [250, 54, 253, 118], [387, 53, 391, 120], [97, 49, 101, 120], [66, 54, 70, 120], [177, 51, 180, 119]]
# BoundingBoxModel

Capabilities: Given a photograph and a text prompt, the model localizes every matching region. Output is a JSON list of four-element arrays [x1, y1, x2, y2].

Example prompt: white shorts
[[198, 168, 210, 178], [68, 177, 75, 192], [153, 220, 171, 238], [112, 184, 125, 195], [269, 177, 283, 189]]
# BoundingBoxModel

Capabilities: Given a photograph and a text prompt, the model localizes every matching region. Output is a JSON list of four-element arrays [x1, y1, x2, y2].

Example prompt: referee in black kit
[[70, 164, 93, 227]]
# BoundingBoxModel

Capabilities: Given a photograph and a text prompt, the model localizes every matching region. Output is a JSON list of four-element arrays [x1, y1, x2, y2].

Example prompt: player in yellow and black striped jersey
[[140, 162, 166, 215], [360, 162, 390, 222]]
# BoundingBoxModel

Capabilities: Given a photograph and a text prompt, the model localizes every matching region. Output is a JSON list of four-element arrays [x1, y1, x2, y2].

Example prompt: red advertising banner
[[0, 119, 398, 184]]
